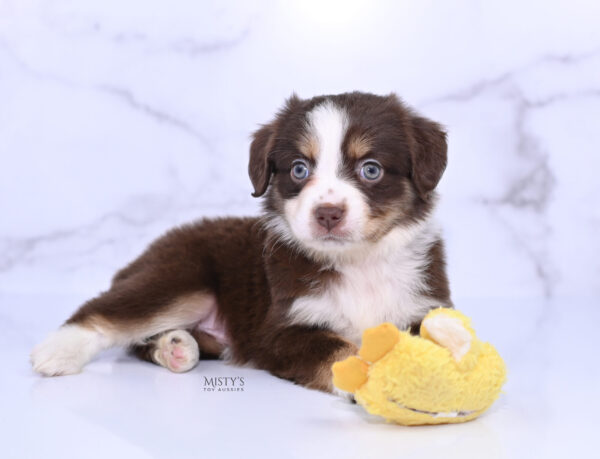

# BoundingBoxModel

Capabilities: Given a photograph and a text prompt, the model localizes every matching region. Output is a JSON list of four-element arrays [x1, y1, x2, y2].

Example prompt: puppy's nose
[[314, 205, 346, 230]]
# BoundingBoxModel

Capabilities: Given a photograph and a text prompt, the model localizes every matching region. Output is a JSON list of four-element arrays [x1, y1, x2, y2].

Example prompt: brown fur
[[61, 92, 451, 393], [297, 131, 320, 161], [345, 133, 373, 159]]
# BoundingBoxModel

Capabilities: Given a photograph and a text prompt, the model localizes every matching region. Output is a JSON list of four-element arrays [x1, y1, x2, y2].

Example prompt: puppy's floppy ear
[[248, 94, 303, 197], [409, 115, 448, 200], [248, 123, 276, 197]]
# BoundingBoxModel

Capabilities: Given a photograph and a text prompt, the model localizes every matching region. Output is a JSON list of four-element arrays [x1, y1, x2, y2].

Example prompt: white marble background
[[1, 0, 599, 302]]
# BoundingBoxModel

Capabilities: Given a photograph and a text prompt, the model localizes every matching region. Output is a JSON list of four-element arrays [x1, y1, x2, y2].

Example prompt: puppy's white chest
[[288, 246, 436, 344]]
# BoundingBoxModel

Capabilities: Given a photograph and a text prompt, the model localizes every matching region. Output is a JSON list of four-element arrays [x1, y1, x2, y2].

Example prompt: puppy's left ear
[[248, 123, 276, 197], [409, 115, 448, 200]]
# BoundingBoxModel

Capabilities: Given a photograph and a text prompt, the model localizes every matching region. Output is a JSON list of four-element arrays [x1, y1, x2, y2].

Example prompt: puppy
[[31, 92, 452, 394]]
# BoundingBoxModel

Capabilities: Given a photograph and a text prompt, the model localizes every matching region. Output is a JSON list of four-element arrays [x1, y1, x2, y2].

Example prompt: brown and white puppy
[[31, 92, 451, 394]]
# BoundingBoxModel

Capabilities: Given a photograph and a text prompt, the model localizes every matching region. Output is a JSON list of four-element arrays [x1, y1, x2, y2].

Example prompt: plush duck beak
[[331, 356, 369, 393], [332, 322, 401, 393]]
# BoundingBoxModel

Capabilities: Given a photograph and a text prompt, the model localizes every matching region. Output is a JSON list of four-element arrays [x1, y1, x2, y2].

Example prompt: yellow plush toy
[[332, 308, 506, 425]]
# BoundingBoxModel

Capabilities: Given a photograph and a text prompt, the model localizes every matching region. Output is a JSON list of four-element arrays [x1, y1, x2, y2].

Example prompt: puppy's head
[[249, 92, 447, 256]]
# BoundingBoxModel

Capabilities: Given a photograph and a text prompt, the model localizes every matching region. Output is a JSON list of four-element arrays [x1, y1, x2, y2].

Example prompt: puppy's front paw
[[31, 325, 102, 376], [152, 330, 199, 373], [332, 386, 356, 402]]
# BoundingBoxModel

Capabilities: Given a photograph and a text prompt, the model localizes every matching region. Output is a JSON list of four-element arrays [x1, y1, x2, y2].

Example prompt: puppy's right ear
[[248, 123, 276, 197], [249, 95, 302, 197]]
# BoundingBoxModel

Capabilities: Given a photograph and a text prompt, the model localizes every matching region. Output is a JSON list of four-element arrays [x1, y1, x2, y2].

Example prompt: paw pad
[[153, 330, 199, 373]]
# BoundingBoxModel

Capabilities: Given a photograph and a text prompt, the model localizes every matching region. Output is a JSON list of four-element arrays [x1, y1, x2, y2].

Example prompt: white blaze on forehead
[[307, 102, 348, 182], [282, 100, 371, 253]]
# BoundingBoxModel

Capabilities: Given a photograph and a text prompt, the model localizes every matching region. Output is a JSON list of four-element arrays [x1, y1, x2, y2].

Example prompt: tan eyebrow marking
[[347, 134, 372, 159], [296, 132, 320, 161]]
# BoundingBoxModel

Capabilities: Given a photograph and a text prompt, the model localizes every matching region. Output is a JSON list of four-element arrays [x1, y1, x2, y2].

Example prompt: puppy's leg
[[132, 329, 200, 373], [30, 324, 110, 377], [31, 279, 216, 376], [256, 325, 358, 394]]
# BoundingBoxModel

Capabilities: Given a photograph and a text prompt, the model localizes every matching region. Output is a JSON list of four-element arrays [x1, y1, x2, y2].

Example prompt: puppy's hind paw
[[152, 330, 199, 373], [31, 325, 105, 376]]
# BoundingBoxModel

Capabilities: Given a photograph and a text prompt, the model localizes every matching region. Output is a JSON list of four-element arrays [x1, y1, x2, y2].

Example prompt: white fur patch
[[283, 102, 371, 252], [30, 324, 110, 376], [309, 101, 347, 179], [287, 217, 448, 344], [31, 292, 217, 376]]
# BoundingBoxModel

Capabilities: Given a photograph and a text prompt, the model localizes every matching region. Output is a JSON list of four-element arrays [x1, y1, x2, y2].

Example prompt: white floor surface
[[1, 294, 597, 458]]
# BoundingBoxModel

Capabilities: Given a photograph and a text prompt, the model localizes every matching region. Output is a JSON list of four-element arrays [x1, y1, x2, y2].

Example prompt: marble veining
[[1, 2, 599, 300]]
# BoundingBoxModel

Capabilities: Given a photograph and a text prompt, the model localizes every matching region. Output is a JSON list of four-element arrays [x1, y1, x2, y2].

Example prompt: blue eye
[[291, 160, 310, 181], [360, 160, 383, 181]]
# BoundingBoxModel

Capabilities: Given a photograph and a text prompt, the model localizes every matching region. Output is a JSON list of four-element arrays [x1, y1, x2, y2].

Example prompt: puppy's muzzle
[[314, 205, 346, 231]]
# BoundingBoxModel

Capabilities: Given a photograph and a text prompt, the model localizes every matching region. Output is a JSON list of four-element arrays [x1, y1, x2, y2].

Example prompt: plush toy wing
[[421, 310, 474, 361], [421, 308, 483, 371]]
